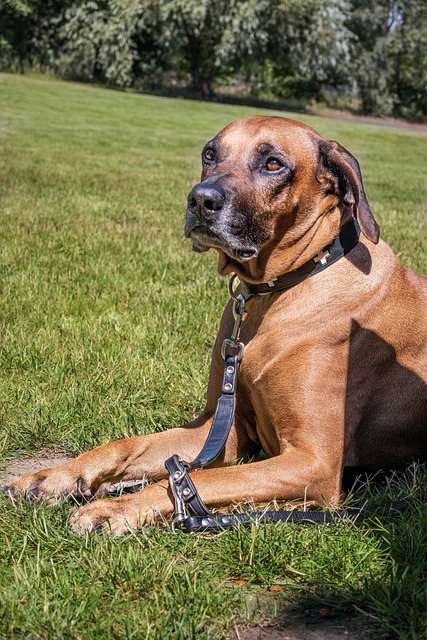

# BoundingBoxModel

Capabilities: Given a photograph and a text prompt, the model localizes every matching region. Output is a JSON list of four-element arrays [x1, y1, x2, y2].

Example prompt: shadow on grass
[[77, 77, 308, 114], [249, 466, 427, 640]]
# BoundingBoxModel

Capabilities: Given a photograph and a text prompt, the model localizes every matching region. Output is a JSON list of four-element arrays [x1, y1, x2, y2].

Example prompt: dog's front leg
[[69, 446, 342, 534], [3, 411, 240, 501]]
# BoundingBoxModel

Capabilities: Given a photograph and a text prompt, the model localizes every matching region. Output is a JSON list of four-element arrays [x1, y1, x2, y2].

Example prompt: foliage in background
[[349, 0, 427, 120], [160, 0, 271, 99], [0, 0, 74, 71], [50, 1, 138, 86], [260, 0, 354, 101], [0, 0, 426, 119]]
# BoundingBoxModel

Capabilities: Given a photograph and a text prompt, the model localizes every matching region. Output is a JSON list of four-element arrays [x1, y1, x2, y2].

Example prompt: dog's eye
[[265, 158, 283, 172], [203, 148, 215, 162]]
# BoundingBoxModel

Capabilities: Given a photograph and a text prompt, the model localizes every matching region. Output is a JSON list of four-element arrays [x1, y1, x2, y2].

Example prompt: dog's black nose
[[187, 183, 225, 217]]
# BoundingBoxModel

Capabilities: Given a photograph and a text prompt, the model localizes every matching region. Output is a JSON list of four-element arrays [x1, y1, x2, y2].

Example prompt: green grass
[[0, 73, 426, 639]]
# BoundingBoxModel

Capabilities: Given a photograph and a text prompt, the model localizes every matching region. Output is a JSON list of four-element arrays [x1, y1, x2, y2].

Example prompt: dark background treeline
[[1, 0, 425, 121]]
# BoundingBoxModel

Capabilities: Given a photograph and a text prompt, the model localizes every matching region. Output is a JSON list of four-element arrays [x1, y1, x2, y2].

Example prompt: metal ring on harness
[[221, 338, 244, 361]]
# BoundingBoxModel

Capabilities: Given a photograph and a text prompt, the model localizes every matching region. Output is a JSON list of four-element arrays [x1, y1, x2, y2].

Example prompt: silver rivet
[[226, 366, 234, 374], [224, 383, 232, 391], [182, 487, 191, 497], [174, 471, 181, 480]]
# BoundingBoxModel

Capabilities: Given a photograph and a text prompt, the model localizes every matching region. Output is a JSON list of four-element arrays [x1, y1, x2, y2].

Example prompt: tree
[[349, 0, 427, 120], [13, 0, 270, 94], [158, 0, 270, 99], [259, 0, 354, 101], [394, 1, 427, 120], [50, 1, 139, 86], [0, 0, 75, 71]]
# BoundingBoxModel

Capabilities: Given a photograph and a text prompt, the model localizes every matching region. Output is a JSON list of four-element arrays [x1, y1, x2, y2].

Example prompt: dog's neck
[[239, 216, 360, 296]]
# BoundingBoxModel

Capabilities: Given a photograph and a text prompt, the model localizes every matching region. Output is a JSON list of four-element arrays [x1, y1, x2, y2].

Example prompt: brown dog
[[5, 116, 427, 533]]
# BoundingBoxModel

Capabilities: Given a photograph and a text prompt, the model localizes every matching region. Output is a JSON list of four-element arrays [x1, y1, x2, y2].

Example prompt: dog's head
[[185, 116, 379, 281]]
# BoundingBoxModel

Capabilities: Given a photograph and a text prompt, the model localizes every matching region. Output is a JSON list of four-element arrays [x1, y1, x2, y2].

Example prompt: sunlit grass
[[0, 73, 426, 639]]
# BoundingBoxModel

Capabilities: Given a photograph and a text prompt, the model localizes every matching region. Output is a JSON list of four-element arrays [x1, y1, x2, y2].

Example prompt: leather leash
[[165, 220, 365, 533], [165, 276, 248, 532]]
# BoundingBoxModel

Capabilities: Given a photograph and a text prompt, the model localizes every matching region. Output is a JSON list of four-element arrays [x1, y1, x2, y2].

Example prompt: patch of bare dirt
[[231, 622, 367, 640], [231, 616, 370, 640], [229, 594, 375, 640], [0, 451, 75, 485]]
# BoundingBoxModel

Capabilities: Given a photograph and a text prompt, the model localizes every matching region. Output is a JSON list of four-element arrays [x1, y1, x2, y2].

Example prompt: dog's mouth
[[185, 220, 258, 262]]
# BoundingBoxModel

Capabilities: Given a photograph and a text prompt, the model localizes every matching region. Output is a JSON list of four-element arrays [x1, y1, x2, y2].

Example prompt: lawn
[[0, 73, 426, 639]]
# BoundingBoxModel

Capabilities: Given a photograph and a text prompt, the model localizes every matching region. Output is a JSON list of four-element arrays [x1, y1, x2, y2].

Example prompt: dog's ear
[[317, 139, 380, 244]]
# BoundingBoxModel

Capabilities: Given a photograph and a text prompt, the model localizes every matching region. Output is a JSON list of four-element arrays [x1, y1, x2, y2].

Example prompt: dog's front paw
[[2, 468, 95, 503], [70, 495, 156, 535], [70, 483, 173, 535]]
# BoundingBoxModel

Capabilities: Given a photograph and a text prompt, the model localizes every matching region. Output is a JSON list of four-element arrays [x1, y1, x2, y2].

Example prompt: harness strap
[[189, 354, 238, 469], [165, 455, 212, 521], [164, 354, 239, 528], [181, 508, 366, 533]]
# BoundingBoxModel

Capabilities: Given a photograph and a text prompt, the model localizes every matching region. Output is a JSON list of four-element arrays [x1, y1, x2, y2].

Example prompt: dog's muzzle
[[185, 182, 259, 261]]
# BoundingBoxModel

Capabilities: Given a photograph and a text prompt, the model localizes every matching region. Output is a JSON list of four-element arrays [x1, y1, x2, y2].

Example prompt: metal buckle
[[221, 338, 245, 361], [171, 514, 186, 534], [221, 274, 249, 361], [169, 476, 188, 533]]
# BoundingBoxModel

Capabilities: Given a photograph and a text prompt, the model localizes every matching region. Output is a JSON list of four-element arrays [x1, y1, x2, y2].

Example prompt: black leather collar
[[240, 216, 361, 296]]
